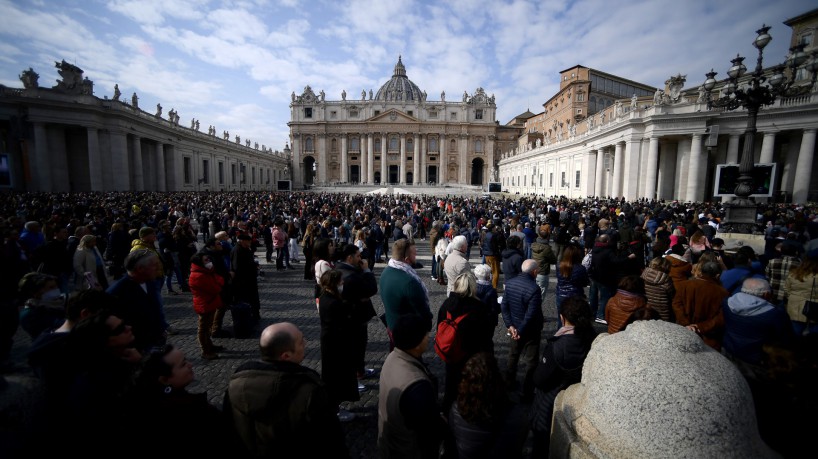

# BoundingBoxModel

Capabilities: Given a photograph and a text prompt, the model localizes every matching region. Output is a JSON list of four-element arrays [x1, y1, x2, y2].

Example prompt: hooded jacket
[[641, 267, 675, 321], [531, 237, 556, 275], [723, 292, 794, 365]]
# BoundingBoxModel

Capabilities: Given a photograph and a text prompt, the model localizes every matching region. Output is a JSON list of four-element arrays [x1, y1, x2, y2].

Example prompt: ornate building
[[288, 57, 501, 189], [499, 10, 818, 204], [0, 61, 290, 192]]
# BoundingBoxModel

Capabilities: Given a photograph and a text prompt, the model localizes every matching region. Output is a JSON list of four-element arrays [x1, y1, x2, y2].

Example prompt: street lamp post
[[703, 25, 817, 233]]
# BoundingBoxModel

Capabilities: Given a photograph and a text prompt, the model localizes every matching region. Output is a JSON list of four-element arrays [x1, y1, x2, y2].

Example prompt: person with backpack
[[436, 272, 495, 413]]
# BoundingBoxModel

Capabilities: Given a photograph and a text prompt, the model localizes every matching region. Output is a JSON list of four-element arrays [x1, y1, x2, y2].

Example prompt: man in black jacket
[[500, 259, 542, 402], [231, 234, 260, 322], [336, 244, 379, 385], [589, 234, 636, 324]]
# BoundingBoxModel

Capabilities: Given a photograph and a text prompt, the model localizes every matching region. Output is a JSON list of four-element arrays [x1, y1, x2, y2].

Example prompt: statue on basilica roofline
[[113, 84, 121, 101], [441, 90, 445, 101], [19, 68, 39, 89], [463, 91, 468, 102], [342, 89, 346, 101], [319, 90, 325, 102], [369, 89, 373, 100], [132, 92, 139, 108], [362, 89, 366, 100], [155, 103, 162, 117], [195, 120, 200, 131]]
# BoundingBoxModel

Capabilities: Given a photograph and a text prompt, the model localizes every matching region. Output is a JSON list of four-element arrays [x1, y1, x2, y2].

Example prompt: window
[[267, 169, 270, 184], [304, 107, 312, 118], [349, 110, 358, 118], [429, 110, 438, 119], [374, 110, 380, 116], [330, 111, 337, 119], [375, 138, 381, 150], [576, 170, 581, 187], [799, 32, 812, 46], [577, 109, 582, 114], [450, 112, 457, 120], [350, 137, 359, 150], [240, 164, 246, 183], [202, 159, 209, 184], [450, 139, 456, 151], [305, 137, 313, 151], [183, 157, 191, 184], [389, 137, 398, 150], [475, 109, 483, 120], [218, 162, 224, 185], [407, 138, 414, 152], [539, 174, 543, 186], [408, 111, 413, 117], [252, 167, 256, 185], [231, 164, 237, 184], [475, 139, 483, 152], [429, 138, 438, 151], [331, 138, 337, 151], [408, 156, 412, 161], [577, 92, 585, 102], [429, 157, 436, 161], [549, 172, 553, 187], [561, 171, 566, 187]]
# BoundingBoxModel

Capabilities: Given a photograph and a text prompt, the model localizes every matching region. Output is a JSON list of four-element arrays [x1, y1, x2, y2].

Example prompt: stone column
[[486, 136, 495, 187], [109, 130, 130, 190], [622, 137, 641, 200], [675, 139, 691, 201], [318, 134, 327, 185], [780, 138, 800, 200], [584, 149, 598, 196], [380, 133, 387, 184], [131, 135, 144, 191], [164, 144, 176, 191], [157, 144, 167, 191], [759, 131, 776, 164], [399, 134, 407, 185], [644, 137, 660, 201], [594, 146, 605, 198], [459, 134, 468, 184], [341, 135, 348, 183], [31, 123, 52, 191], [657, 143, 677, 200], [686, 134, 705, 202], [793, 129, 817, 204], [440, 133, 447, 185], [367, 134, 375, 184], [725, 134, 741, 164], [612, 142, 624, 198], [292, 135, 302, 190], [360, 134, 367, 185], [420, 136, 427, 184], [87, 127, 103, 191], [413, 133, 420, 184]]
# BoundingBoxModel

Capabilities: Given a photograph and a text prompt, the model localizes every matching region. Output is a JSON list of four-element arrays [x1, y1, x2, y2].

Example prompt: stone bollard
[[550, 320, 779, 458]]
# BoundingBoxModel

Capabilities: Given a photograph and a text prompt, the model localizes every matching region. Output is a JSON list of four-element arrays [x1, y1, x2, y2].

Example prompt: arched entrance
[[374, 171, 381, 185], [427, 165, 438, 184], [406, 172, 413, 184], [471, 158, 484, 185], [303, 156, 315, 186]]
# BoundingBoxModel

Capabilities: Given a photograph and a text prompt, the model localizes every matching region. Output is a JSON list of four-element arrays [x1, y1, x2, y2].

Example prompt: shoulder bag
[[802, 275, 818, 322]]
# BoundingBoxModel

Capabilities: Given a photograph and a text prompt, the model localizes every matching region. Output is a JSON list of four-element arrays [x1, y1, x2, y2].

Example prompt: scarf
[[387, 258, 430, 311], [554, 325, 575, 337]]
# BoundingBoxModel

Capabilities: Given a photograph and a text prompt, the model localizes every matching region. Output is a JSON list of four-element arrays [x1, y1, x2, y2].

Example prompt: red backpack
[[435, 311, 469, 364]]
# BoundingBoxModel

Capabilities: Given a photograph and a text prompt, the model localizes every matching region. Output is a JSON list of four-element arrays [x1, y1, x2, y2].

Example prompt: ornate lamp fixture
[[702, 25, 818, 232]]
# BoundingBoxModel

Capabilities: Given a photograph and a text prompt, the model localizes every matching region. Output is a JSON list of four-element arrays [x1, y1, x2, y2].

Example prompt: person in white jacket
[[73, 234, 107, 290]]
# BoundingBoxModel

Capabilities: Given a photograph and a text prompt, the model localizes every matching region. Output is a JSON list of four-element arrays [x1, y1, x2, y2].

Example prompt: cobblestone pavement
[[4, 240, 607, 458]]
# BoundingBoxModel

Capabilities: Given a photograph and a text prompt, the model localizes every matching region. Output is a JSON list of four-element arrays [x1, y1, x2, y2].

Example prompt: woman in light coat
[[73, 234, 107, 290], [783, 252, 818, 336]]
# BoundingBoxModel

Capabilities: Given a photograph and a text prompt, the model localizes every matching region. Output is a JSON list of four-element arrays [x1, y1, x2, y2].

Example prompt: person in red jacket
[[189, 253, 225, 359]]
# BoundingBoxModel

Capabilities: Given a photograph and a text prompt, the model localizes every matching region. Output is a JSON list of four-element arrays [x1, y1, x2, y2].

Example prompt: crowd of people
[[2, 189, 818, 457]]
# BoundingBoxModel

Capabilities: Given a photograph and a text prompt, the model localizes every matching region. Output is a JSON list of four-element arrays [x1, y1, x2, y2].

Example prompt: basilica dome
[[374, 56, 425, 102]]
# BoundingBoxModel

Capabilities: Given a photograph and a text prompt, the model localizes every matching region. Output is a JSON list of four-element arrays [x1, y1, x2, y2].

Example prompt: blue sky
[[0, 0, 814, 151]]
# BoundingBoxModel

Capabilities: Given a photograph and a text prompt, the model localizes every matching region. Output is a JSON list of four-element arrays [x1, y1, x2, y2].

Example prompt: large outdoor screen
[[488, 182, 502, 192], [713, 163, 776, 197], [276, 180, 291, 191]]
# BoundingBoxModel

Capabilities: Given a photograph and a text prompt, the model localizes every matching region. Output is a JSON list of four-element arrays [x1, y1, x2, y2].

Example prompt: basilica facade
[[287, 57, 506, 190]]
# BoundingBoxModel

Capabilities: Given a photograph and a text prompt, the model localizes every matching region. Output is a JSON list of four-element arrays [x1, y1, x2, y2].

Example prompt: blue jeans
[[431, 255, 438, 278], [589, 281, 613, 320]]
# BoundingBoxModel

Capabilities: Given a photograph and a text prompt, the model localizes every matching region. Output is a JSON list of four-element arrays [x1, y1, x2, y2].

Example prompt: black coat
[[231, 245, 259, 308], [319, 293, 360, 404]]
